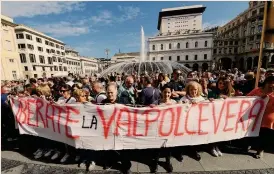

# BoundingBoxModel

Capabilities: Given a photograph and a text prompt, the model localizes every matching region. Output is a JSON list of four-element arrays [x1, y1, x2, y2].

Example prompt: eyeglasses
[[60, 90, 68, 93]]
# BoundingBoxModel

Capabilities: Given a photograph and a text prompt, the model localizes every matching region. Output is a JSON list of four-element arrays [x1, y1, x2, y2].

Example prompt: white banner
[[10, 96, 268, 150]]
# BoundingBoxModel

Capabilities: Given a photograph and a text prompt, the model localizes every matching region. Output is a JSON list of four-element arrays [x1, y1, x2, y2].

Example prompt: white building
[[65, 48, 82, 75], [80, 56, 98, 75], [148, 5, 214, 71], [1, 15, 23, 80], [158, 5, 205, 34], [65, 48, 99, 75], [111, 52, 140, 63], [15, 25, 67, 78]]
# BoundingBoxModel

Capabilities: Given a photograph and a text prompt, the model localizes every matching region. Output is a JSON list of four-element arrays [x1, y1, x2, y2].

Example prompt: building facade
[[148, 32, 213, 71], [15, 24, 67, 78], [65, 48, 82, 75], [158, 5, 205, 34], [148, 5, 213, 71], [1, 15, 23, 80], [111, 52, 140, 63], [80, 56, 98, 75], [213, 1, 274, 70]]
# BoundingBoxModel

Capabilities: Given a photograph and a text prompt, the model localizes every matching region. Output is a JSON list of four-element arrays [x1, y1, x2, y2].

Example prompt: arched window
[[195, 41, 198, 48], [152, 45, 155, 50], [186, 42, 189, 48], [169, 43, 172, 49], [205, 41, 208, 47], [161, 44, 163, 50], [177, 43, 180, 49]]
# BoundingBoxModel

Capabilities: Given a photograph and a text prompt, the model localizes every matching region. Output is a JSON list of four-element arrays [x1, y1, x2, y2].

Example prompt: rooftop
[[157, 5, 206, 30], [15, 24, 65, 45], [114, 52, 140, 57]]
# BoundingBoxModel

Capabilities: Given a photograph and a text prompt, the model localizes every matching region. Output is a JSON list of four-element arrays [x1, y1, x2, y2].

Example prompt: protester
[[118, 76, 136, 105], [3, 67, 274, 173], [139, 75, 161, 106], [91, 81, 107, 103], [247, 76, 274, 158]]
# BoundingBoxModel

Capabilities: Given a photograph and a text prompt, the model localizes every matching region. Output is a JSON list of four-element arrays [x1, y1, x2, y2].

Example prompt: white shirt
[[179, 95, 205, 104], [57, 96, 76, 104]]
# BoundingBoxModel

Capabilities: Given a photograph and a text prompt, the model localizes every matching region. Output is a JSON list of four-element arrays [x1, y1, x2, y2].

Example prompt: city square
[[1, 1, 274, 174]]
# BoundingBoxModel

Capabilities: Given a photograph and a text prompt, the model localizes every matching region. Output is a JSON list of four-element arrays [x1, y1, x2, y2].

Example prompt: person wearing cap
[[247, 76, 274, 159]]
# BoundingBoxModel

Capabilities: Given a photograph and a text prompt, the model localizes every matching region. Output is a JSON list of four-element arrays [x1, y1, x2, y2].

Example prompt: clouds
[[30, 20, 97, 38], [1, 1, 85, 18], [91, 10, 113, 25], [203, 20, 229, 29], [91, 5, 141, 25], [117, 6, 141, 22]]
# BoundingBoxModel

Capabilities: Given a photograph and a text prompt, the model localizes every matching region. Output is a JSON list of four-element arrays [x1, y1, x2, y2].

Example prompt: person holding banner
[[247, 76, 274, 159], [207, 77, 235, 157], [101, 84, 132, 174], [151, 83, 177, 173], [72, 89, 96, 170], [179, 81, 205, 161], [50, 84, 77, 162]]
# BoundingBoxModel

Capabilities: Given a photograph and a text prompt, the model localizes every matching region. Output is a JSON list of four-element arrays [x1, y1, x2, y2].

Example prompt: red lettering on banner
[[26, 98, 37, 127], [185, 105, 197, 135], [174, 106, 184, 136], [198, 103, 209, 135], [133, 109, 143, 136], [248, 100, 265, 131], [159, 108, 175, 137], [65, 106, 80, 139], [35, 98, 46, 127], [97, 106, 118, 139], [144, 108, 161, 136], [212, 101, 226, 134], [114, 107, 132, 136], [235, 100, 251, 132], [223, 100, 238, 132], [11, 98, 22, 124], [45, 104, 56, 132], [17, 99, 28, 124], [55, 105, 65, 134]]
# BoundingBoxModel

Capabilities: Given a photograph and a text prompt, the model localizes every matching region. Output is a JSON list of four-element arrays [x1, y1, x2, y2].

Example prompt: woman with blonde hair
[[179, 81, 205, 104], [177, 80, 205, 161], [73, 89, 88, 103]]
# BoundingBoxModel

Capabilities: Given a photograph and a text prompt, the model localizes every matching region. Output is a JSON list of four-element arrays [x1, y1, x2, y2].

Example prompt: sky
[[2, 1, 249, 58]]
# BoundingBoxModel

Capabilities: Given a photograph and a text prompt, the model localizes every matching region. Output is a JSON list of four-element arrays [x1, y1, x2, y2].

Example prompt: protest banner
[[10, 96, 268, 150]]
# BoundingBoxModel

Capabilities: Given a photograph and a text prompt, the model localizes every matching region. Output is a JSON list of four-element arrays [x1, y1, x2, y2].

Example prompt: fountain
[[100, 27, 191, 77]]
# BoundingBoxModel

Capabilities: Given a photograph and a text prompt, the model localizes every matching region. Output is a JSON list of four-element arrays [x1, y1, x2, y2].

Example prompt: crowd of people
[[1, 68, 274, 174]]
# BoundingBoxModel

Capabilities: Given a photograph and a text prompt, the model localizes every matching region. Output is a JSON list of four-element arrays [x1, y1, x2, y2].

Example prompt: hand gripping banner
[[10, 96, 268, 150]]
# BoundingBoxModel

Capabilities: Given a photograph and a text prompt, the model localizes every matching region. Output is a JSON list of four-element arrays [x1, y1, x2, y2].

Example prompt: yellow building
[[1, 15, 23, 80]]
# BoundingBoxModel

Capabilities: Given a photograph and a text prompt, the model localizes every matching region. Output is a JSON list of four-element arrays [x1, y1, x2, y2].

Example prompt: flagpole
[[255, 1, 268, 88]]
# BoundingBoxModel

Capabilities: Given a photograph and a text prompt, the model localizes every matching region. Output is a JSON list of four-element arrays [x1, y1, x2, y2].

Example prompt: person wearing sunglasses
[[56, 84, 76, 105], [51, 84, 76, 163]]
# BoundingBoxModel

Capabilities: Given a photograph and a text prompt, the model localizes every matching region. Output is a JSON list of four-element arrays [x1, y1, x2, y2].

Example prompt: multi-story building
[[111, 52, 140, 63], [1, 15, 23, 80], [213, 1, 274, 70], [158, 5, 204, 33], [80, 56, 98, 75], [65, 48, 82, 75], [148, 5, 214, 71], [15, 24, 67, 78]]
